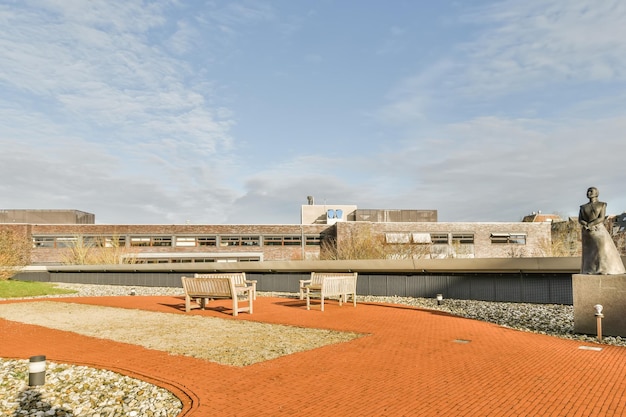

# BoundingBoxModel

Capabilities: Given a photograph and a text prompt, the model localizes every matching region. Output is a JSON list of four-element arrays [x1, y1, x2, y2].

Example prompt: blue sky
[[2, 0, 625, 224]]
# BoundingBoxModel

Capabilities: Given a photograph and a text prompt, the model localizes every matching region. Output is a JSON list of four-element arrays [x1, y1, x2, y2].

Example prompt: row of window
[[385, 232, 527, 245], [133, 256, 261, 264], [32, 234, 321, 249], [33, 232, 527, 248], [386, 233, 476, 245]]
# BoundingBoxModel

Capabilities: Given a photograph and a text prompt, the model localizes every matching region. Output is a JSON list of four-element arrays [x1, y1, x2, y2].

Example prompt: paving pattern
[[1, 295, 626, 416]]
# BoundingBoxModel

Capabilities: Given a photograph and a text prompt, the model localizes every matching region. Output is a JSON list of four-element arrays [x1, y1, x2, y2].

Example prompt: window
[[130, 236, 172, 247], [219, 236, 260, 246], [170, 258, 194, 263], [282, 236, 302, 246], [241, 236, 260, 246], [508, 234, 527, 244], [263, 236, 283, 246], [305, 235, 321, 246], [100, 236, 126, 248], [54, 237, 77, 248], [491, 233, 526, 244], [33, 236, 54, 248], [130, 237, 151, 247], [219, 236, 240, 246], [175, 237, 197, 247], [263, 235, 302, 246], [34, 235, 129, 249], [151, 236, 172, 247], [386, 233, 411, 244], [452, 234, 474, 244], [430, 233, 449, 244], [197, 236, 217, 246], [411, 233, 431, 244]]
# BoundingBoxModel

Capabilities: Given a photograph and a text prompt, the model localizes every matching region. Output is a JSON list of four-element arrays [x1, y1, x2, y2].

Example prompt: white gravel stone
[[0, 359, 182, 416]]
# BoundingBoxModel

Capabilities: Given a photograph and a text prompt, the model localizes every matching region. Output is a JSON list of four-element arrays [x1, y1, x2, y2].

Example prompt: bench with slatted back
[[303, 272, 358, 311], [195, 272, 257, 300], [181, 273, 253, 316]]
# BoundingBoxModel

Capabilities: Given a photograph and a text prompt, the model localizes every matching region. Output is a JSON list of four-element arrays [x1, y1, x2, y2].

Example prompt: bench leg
[[232, 298, 239, 316], [232, 289, 254, 316], [185, 295, 191, 312]]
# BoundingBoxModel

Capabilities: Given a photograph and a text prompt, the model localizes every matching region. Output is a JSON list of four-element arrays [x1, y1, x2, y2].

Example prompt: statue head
[[587, 187, 599, 199]]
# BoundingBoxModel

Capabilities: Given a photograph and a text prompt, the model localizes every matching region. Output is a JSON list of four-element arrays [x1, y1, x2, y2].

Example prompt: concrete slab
[[573, 273, 626, 336]]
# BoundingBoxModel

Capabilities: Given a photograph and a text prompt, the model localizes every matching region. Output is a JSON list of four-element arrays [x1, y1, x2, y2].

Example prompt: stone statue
[[578, 187, 626, 274]]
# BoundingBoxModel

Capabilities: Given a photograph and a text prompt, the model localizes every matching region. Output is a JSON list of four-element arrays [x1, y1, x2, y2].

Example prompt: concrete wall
[[0, 209, 94, 224], [573, 274, 626, 336]]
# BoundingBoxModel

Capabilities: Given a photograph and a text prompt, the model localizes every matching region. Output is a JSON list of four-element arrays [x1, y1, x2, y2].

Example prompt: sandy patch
[[0, 302, 362, 367]]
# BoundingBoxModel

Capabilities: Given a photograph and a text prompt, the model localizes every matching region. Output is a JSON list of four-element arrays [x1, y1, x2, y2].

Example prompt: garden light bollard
[[436, 294, 443, 306], [29, 355, 46, 386], [594, 304, 604, 342]]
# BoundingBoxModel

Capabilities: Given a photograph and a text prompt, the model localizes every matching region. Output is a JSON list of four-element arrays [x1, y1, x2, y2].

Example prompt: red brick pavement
[[1, 295, 626, 416]]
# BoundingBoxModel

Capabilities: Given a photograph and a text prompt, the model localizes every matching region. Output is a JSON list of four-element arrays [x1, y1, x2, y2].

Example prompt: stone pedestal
[[573, 274, 626, 336]]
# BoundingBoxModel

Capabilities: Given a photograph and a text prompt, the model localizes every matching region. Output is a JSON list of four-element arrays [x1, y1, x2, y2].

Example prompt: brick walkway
[[2, 295, 626, 416]]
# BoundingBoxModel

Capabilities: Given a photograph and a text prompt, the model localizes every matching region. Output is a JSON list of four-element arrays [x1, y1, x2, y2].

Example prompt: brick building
[[2, 207, 552, 265]]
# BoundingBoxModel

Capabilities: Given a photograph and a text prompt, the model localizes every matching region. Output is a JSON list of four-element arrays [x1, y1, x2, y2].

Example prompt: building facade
[[2, 207, 553, 265], [0, 209, 95, 224]]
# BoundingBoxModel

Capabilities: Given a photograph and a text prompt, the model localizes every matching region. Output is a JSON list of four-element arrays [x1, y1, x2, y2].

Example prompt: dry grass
[[0, 302, 363, 367]]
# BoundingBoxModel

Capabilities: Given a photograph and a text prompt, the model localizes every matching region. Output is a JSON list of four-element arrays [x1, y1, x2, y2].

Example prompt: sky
[[1, 0, 626, 225]]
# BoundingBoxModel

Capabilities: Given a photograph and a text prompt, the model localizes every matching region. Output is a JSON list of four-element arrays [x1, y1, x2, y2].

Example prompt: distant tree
[[320, 225, 384, 260], [607, 215, 626, 256], [320, 225, 433, 260], [62, 235, 137, 265], [61, 235, 92, 265], [551, 218, 582, 256], [0, 229, 31, 281]]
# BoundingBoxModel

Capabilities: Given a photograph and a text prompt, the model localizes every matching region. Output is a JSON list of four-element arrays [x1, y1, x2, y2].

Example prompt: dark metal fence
[[16, 270, 573, 305]]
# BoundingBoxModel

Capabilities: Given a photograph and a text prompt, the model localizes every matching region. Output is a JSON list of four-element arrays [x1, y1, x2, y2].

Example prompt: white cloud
[[3, 0, 625, 226], [0, 0, 243, 223], [379, 0, 626, 127], [0, 0, 231, 156], [460, 0, 626, 94]]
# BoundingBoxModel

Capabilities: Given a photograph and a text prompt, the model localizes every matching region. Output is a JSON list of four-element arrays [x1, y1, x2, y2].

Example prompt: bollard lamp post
[[594, 304, 604, 342], [29, 355, 46, 386]]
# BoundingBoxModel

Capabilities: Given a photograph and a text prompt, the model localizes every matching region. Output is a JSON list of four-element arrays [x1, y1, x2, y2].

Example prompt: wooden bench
[[302, 272, 358, 311], [181, 273, 254, 316], [195, 272, 257, 300]]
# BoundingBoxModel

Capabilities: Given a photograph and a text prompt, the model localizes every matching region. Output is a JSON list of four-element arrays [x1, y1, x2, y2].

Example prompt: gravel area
[[1, 282, 624, 416], [0, 359, 181, 417]]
